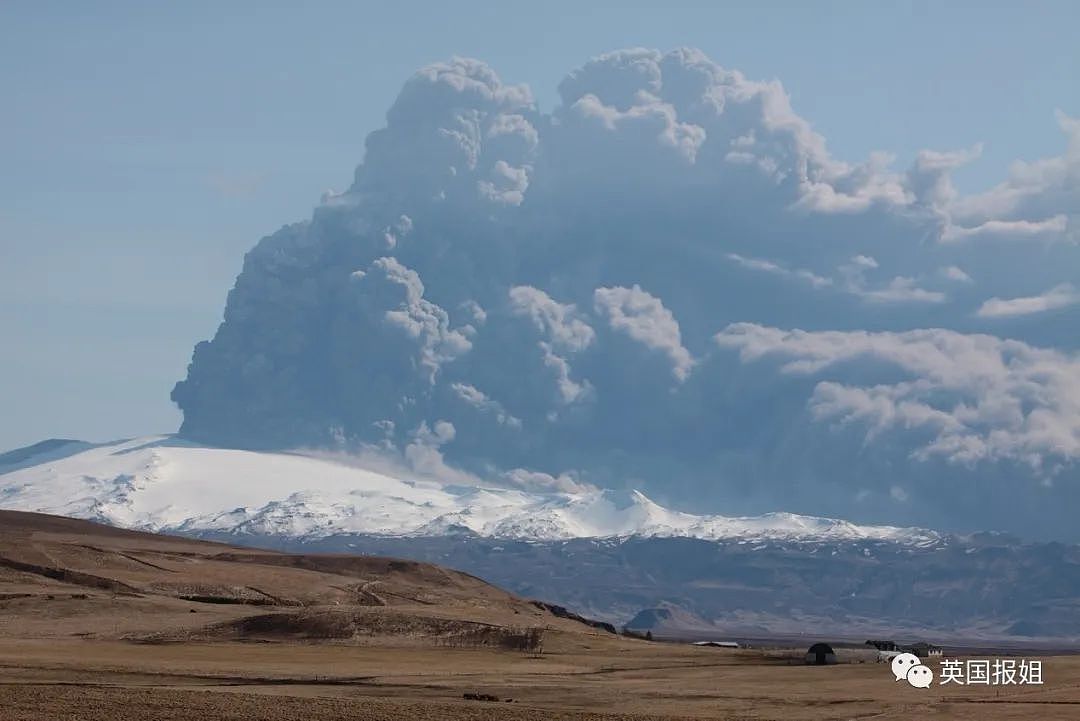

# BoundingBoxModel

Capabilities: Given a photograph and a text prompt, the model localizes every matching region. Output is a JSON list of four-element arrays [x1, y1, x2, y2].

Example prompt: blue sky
[[2, 0, 1078, 451]]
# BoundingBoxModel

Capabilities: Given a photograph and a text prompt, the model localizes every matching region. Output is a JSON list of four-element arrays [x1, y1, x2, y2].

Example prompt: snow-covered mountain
[[0, 435, 939, 546], [8, 435, 1080, 640]]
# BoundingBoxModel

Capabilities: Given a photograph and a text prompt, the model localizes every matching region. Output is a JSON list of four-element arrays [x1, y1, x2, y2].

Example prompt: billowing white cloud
[[726, 253, 833, 289], [534, 342, 591, 405], [508, 286, 594, 404], [977, 283, 1080, 318], [594, 285, 694, 381], [851, 276, 946, 304], [458, 299, 487, 326], [942, 214, 1069, 243], [402, 420, 474, 483], [835, 255, 945, 304], [352, 257, 472, 383], [715, 323, 1080, 470], [451, 382, 522, 428], [478, 159, 530, 205], [940, 266, 973, 283], [500, 467, 593, 494], [509, 286, 595, 352], [945, 111, 1079, 245], [565, 91, 707, 164], [906, 145, 983, 215], [354, 56, 538, 206], [382, 215, 413, 250], [728, 252, 944, 303]]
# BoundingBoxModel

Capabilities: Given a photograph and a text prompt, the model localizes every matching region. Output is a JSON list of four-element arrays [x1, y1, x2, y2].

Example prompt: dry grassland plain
[[1, 511, 1078, 720]]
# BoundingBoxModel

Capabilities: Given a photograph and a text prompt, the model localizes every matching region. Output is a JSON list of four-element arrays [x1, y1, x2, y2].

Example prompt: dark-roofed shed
[[805, 642, 837, 665]]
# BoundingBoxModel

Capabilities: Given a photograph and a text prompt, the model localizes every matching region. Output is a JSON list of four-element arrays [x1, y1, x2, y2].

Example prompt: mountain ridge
[[0, 435, 941, 546], [8, 435, 1080, 640]]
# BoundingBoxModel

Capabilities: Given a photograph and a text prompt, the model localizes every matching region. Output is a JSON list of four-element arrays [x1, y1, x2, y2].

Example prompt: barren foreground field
[[1, 511, 1078, 720], [3, 638, 1080, 720]]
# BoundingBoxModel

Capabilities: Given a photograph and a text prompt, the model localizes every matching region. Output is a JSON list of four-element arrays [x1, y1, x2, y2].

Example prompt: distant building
[[805, 642, 837, 665], [865, 639, 900, 652], [906, 642, 942, 658], [865, 639, 941, 658]]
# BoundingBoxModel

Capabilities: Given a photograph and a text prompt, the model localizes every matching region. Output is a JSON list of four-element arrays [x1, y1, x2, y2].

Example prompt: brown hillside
[[0, 510, 597, 644]]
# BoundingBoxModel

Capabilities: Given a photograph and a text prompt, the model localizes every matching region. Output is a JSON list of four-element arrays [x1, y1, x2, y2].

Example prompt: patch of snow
[[0, 436, 941, 546]]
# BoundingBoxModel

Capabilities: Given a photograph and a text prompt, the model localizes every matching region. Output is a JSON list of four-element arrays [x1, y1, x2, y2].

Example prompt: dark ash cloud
[[173, 49, 1080, 539]]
